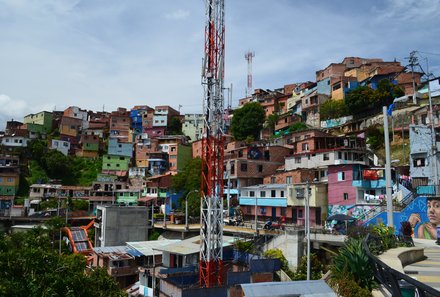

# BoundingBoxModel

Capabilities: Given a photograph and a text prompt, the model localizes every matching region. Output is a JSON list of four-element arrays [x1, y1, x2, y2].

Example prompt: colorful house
[[23, 111, 53, 133]]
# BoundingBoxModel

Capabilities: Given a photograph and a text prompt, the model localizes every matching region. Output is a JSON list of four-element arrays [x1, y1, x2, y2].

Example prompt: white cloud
[[165, 9, 190, 20]]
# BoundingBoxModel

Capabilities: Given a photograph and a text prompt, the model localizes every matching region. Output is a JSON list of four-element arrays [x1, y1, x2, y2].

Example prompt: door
[[271, 207, 276, 221]]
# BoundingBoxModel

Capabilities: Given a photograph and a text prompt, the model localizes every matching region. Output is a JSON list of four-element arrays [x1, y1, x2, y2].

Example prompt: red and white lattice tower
[[245, 51, 255, 97], [200, 0, 225, 288]]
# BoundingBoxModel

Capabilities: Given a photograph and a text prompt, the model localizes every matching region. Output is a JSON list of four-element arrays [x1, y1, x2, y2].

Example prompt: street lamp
[[185, 190, 199, 231]]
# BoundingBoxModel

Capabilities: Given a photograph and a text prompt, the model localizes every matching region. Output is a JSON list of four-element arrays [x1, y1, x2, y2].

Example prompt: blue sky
[[0, 0, 439, 128]]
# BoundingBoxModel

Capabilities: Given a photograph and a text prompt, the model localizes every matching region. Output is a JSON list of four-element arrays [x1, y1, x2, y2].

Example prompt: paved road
[[404, 239, 440, 291]]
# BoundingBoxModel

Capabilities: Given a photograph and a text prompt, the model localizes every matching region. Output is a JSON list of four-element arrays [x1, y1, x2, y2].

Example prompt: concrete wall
[[264, 231, 304, 268], [96, 206, 148, 247]]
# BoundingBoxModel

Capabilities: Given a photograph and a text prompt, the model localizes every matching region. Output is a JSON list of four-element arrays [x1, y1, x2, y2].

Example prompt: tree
[[288, 122, 308, 133], [168, 116, 183, 135], [265, 113, 279, 132], [292, 253, 324, 280], [320, 99, 349, 120], [365, 125, 386, 151], [344, 86, 375, 113], [373, 79, 404, 106], [344, 80, 404, 116], [0, 227, 125, 297], [230, 102, 265, 140], [171, 157, 202, 217], [43, 150, 73, 181]]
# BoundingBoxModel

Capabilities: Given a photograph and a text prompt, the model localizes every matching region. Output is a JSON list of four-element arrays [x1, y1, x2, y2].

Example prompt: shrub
[[330, 238, 376, 291], [329, 278, 373, 297]]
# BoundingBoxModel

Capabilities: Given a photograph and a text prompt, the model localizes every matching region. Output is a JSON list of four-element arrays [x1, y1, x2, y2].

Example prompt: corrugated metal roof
[[241, 280, 336, 297], [126, 239, 181, 257], [153, 236, 236, 256]]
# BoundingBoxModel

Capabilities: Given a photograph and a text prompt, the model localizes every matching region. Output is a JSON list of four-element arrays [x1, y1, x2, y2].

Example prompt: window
[[413, 158, 426, 167], [296, 188, 305, 198], [280, 190, 284, 197], [332, 83, 341, 91], [241, 163, 248, 172], [302, 143, 309, 151], [260, 191, 266, 197], [260, 207, 266, 214], [249, 191, 255, 197], [338, 172, 345, 181], [343, 193, 349, 200], [271, 177, 276, 183], [286, 176, 292, 184], [271, 190, 276, 198], [280, 208, 286, 216], [247, 206, 251, 213], [323, 153, 329, 161], [258, 165, 263, 172], [298, 209, 303, 218], [295, 157, 301, 164]]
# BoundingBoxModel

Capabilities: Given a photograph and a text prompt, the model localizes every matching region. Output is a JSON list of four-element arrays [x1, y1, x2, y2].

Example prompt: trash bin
[[399, 280, 415, 297]]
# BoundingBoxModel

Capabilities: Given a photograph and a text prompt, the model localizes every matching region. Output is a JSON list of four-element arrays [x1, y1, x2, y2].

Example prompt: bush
[[148, 230, 161, 241], [329, 278, 373, 297], [330, 238, 376, 291], [292, 253, 323, 281], [371, 223, 397, 252]]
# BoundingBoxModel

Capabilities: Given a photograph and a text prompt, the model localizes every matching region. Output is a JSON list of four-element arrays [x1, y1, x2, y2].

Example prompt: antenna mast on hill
[[245, 51, 255, 97], [200, 0, 225, 288]]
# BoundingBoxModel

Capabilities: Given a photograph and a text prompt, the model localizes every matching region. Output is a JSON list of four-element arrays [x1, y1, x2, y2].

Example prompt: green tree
[[366, 125, 386, 151], [43, 150, 73, 181], [265, 113, 279, 132], [373, 79, 404, 106], [171, 157, 202, 217], [320, 99, 349, 120], [292, 253, 324, 280], [168, 116, 183, 135], [0, 228, 125, 297], [288, 122, 308, 133], [230, 102, 266, 140], [344, 86, 375, 113], [27, 139, 48, 164]]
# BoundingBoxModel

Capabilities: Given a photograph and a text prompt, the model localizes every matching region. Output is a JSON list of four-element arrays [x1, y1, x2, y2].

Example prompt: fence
[[363, 234, 440, 297]]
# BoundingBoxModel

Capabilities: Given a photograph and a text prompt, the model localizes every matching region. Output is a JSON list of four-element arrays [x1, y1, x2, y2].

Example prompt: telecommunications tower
[[200, 0, 225, 288], [245, 51, 255, 97]]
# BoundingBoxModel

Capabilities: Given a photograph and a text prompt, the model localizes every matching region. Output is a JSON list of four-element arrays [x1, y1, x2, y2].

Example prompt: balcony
[[352, 179, 386, 189], [239, 197, 287, 207], [108, 266, 138, 276]]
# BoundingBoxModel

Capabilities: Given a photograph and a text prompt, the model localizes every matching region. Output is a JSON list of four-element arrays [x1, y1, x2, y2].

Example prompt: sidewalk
[[404, 239, 440, 291]]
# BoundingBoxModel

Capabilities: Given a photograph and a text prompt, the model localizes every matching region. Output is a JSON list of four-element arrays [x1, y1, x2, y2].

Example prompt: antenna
[[245, 51, 255, 97]]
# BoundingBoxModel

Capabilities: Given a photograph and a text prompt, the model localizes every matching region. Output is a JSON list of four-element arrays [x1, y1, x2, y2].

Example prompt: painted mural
[[365, 196, 440, 240], [328, 204, 378, 223]]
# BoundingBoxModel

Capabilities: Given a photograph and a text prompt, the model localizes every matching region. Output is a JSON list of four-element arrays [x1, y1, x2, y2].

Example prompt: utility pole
[[383, 107, 394, 227], [408, 51, 418, 104], [306, 181, 311, 281], [425, 57, 439, 195]]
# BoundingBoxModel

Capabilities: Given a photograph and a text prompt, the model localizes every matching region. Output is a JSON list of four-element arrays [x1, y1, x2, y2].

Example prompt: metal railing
[[363, 234, 440, 297]]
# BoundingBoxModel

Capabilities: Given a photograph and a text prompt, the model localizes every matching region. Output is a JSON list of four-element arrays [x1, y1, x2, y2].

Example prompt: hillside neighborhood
[[1, 55, 440, 296]]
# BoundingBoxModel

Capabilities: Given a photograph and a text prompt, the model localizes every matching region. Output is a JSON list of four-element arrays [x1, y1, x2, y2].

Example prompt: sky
[[1, 0, 440, 129]]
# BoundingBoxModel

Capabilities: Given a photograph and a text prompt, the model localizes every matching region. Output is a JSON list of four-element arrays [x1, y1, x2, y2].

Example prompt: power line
[[418, 51, 440, 57]]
